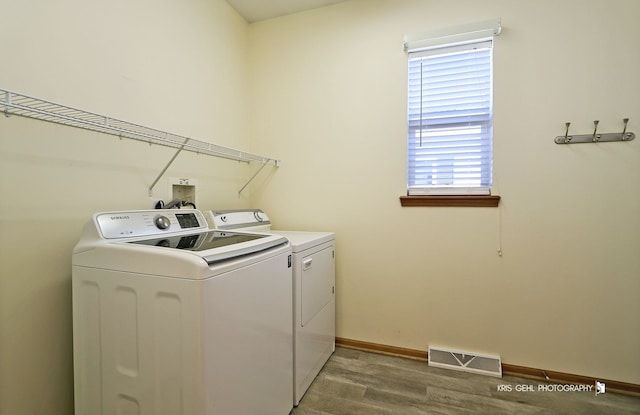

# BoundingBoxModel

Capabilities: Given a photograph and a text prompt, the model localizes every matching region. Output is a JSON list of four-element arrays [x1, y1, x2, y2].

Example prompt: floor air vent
[[428, 346, 502, 377]]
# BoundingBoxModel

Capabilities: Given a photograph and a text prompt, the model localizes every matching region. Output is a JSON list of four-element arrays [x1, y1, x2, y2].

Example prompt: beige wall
[[0, 0, 250, 414], [247, 0, 640, 384], [1, 1, 638, 414]]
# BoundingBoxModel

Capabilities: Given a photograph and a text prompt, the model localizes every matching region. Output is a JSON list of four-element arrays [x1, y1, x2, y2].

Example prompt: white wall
[[247, 0, 640, 384], [0, 1, 249, 414]]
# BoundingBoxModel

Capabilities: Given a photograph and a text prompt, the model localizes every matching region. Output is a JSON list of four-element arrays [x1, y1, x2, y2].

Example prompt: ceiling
[[226, 0, 349, 23]]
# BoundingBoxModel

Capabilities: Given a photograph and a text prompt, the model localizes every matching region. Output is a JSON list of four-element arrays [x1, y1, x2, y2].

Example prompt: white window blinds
[[407, 39, 494, 195]]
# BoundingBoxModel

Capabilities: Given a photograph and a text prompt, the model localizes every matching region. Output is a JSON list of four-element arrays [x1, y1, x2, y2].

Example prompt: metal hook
[[592, 120, 600, 142], [622, 118, 629, 140], [564, 122, 571, 143]]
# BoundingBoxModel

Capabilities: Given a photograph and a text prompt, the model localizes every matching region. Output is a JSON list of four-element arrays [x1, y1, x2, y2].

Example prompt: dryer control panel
[[95, 209, 208, 239], [208, 209, 271, 230]]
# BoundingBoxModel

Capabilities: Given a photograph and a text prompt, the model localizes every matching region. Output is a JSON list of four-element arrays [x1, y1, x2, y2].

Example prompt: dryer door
[[301, 245, 335, 327]]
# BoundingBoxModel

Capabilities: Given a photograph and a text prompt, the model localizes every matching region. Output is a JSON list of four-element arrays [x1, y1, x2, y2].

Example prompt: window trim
[[400, 194, 500, 207]]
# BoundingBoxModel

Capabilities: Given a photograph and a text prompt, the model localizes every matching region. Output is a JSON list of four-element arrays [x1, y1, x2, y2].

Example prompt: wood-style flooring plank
[[291, 347, 640, 415]]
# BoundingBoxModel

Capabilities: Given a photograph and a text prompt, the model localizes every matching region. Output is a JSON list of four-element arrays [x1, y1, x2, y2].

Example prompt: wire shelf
[[1, 88, 280, 195], [0, 88, 278, 165]]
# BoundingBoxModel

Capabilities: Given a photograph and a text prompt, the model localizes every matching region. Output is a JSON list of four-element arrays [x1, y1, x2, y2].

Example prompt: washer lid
[[127, 230, 287, 264]]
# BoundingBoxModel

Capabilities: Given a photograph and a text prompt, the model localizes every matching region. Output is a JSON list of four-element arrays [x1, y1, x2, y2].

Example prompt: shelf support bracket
[[148, 139, 189, 196], [3, 90, 12, 117], [238, 159, 272, 196]]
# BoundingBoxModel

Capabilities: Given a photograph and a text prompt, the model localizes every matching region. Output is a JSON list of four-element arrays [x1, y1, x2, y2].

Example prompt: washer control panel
[[95, 210, 208, 239]]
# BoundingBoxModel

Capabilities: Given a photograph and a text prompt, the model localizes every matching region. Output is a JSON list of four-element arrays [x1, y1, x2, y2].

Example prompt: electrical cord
[[154, 199, 197, 209]]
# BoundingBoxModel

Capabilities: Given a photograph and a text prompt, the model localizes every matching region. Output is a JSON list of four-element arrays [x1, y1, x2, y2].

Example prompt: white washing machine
[[205, 209, 335, 406], [72, 209, 294, 415]]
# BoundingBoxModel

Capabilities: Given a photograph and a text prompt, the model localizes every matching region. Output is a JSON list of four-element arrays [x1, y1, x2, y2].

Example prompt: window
[[407, 39, 494, 196]]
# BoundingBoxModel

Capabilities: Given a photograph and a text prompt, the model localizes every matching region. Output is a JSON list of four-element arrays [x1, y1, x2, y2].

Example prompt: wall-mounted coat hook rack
[[555, 118, 635, 144]]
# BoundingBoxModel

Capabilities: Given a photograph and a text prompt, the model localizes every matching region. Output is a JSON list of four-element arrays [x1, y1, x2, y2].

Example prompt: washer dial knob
[[154, 215, 171, 230], [254, 211, 264, 222]]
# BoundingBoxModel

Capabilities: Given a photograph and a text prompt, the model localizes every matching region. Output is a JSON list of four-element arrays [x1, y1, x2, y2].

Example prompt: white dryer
[[72, 209, 294, 415], [205, 209, 335, 406]]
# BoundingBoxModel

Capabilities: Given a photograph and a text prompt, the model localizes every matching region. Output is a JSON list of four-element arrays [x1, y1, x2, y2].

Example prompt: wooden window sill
[[400, 195, 501, 207]]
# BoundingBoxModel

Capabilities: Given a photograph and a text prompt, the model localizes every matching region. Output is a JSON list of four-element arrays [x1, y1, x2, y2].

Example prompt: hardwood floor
[[291, 347, 640, 415]]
